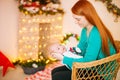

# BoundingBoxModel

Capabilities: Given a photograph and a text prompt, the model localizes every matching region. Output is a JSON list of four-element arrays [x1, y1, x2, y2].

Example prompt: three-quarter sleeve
[[63, 27, 102, 69]]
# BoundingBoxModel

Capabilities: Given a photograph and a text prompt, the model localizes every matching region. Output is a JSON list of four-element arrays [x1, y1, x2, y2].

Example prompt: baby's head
[[46, 43, 66, 61], [49, 43, 66, 55]]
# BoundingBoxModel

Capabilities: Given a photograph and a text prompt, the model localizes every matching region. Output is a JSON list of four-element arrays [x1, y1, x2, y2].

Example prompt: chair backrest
[[72, 53, 120, 80], [115, 40, 120, 51]]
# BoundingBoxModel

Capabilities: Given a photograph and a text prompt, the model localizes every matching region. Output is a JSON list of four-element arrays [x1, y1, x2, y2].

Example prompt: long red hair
[[71, 0, 118, 56]]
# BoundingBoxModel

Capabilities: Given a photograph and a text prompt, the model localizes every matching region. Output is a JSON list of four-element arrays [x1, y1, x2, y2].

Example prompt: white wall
[[0, 0, 19, 59], [90, 0, 120, 40], [0, 0, 120, 59]]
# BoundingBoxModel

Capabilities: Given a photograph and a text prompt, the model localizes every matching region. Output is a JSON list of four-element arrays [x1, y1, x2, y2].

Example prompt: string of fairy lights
[[18, 14, 63, 61], [12, 14, 64, 67]]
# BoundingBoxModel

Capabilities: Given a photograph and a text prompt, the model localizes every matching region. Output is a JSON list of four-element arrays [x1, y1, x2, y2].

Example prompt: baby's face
[[50, 44, 66, 55]]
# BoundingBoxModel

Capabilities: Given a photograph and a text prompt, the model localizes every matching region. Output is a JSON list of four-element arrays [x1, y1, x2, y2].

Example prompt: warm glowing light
[[24, 53, 27, 56], [47, 19, 50, 22], [39, 28, 42, 31], [47, 36, 50, 39], [46, 60, 50, 64], [19, 30, 23, 33], [43, 44, 46, 47], [32, 19, 36, 22], [49, 57, 57, 61], [22, 27, 27, 31], [39, 10, 42, 14], [18, 14, 63, 60], [18, 40, 23, 43], [42, 36, 45, 39], [50, 27, 53, 30], [57, 16, 62, 20], [51, 18, 55, 22], [40, 56, 43, 60], [39, 45, 42, 48], [22, 19, 26, 22], [34, 27, 38, 32], [42, 19, 45, 22], [28, 20, 31, 23], [31, 36, 35, 40], [30, 28, 34, 32], [45, 27, 48, 31], [25, 11, 28, 15]]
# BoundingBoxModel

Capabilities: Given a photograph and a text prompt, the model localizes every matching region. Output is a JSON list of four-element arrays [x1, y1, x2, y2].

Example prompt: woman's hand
[[51, 53, 64, 60]]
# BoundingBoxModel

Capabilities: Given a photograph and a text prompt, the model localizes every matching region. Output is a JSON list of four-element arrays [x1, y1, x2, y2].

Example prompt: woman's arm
[[77, 28, 86, 54], [63, 28, 102, 69]]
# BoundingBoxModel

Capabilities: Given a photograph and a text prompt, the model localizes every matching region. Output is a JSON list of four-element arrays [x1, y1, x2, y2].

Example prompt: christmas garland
[[17, 0, 64, 16], [61, 33, 80, 44], [12, 53, 51, 68], [96, 0, 120, 21]]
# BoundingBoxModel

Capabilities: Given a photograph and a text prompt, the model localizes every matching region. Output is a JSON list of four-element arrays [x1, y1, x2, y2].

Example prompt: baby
[[48, 43, 83, 61]]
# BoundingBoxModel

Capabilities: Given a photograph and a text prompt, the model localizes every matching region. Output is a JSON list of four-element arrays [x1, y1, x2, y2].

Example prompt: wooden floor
[[0, 65, 29, 80], [0, 65, 120, 80]]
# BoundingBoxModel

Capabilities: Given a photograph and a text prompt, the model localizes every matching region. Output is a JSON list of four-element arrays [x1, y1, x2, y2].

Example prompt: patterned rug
[[25, 61, 63, 80]]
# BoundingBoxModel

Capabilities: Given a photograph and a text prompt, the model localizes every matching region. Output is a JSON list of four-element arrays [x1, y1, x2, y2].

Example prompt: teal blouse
[[63, 26, 116, 69]]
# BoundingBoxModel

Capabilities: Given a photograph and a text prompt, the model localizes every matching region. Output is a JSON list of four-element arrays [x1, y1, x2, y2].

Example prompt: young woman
[[51, 0, 118, 80]]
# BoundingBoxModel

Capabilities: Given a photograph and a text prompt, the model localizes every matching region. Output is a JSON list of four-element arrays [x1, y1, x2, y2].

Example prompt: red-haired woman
[[51, 0, 118, 80]]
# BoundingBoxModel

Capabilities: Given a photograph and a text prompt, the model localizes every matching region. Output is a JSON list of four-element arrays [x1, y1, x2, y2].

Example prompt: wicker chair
[[115, 40, 120, 51], [72, 52, 120, 80]]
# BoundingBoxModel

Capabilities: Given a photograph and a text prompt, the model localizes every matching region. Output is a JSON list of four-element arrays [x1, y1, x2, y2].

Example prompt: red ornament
[[23, 2, 40, 7], [0, 51, 15, 76], [69, 47, 74, 52]]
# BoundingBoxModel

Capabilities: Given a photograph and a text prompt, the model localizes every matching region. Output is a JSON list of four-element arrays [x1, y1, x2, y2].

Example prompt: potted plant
[[12, 53, 52, 75], [20, 59, 47, 75]]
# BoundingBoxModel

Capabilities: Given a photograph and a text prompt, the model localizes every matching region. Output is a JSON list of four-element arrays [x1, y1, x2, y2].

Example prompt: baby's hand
[[51, 53, 63, 60], [69, 47, 81, 54]]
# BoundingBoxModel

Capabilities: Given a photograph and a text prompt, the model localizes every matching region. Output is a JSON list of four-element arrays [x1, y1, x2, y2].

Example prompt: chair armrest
[[73, 52, 120, 68]]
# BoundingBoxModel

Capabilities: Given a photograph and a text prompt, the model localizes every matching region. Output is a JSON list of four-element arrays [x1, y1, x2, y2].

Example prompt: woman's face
[[72, 14, 90, 28]]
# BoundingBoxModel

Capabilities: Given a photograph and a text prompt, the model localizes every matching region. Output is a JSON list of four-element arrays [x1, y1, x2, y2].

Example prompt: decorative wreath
[[96, 0, 120, 21], [61, 33, 80, 44], [17, 0, 64, 16]]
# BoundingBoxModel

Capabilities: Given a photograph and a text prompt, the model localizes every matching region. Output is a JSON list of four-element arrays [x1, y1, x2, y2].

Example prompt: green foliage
[[96, 0, 120, 17], [17, 0, 64, 16], [20, 60, 46, 68], [61, 33, 80, 44]]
